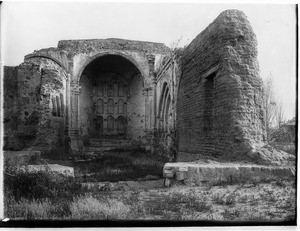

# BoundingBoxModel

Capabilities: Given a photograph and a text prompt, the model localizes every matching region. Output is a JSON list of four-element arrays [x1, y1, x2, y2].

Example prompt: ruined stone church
[[3, 10, 287, 165]]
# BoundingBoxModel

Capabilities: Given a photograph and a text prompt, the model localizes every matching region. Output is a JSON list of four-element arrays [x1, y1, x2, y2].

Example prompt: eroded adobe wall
[[155, 56, 178, 147], [28, 57, 67, 157], [3, 66, 22, 150], [4, 57, 68, 157], [4, 62, 43, 150], [177, 10, 266, 162]]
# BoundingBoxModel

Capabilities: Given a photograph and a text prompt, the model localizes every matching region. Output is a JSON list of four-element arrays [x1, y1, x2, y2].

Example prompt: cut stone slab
[[4, 151, 41, 166], [20, 164, 74, 177], [163, 161, 295, 187]]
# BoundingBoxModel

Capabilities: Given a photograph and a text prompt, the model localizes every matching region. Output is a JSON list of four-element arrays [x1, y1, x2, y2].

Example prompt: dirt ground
[[89, 179, 296, 222]]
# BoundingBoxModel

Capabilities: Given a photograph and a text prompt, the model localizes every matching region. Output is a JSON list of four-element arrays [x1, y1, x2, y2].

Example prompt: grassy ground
[[4, 177, 295, 222], [4, 147, 295, 222], [74, 148, 169, 182]]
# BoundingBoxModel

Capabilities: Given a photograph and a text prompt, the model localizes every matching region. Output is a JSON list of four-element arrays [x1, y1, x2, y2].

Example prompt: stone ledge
[[163, 161, 295, 187], [19, 164, 74, 177]]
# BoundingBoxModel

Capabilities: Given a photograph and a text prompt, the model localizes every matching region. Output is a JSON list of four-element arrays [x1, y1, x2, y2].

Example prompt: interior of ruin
[[79, 55, 144, 141]]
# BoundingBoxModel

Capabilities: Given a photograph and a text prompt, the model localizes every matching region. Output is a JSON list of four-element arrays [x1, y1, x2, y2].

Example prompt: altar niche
[[79, 54, 144, 140]]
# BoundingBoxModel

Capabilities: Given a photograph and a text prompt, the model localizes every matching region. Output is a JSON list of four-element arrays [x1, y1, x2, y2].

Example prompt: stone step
[[83, 146, 134, 152], [88, 139, 133, 147]]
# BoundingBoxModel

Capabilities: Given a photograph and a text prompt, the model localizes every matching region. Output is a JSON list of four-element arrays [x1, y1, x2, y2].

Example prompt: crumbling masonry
[[3, 10, 294, 166]]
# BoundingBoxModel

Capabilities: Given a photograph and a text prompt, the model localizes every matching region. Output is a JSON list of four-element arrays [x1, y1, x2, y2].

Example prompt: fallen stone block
[[163, 162, 295, 187]]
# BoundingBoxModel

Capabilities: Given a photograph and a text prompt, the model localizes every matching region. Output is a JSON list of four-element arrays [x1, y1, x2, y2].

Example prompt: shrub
[[5, 196, 72, 219], [212, 192, 236, 206], [4, 166, 84, 201], [69, 195, 132, 220], [221, 208, 242, 220], [5, 197, 52, 219], [144, 192, 211, 216]]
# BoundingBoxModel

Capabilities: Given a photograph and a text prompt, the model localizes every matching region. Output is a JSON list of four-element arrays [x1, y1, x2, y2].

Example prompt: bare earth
[[90, 180, 295, 221]]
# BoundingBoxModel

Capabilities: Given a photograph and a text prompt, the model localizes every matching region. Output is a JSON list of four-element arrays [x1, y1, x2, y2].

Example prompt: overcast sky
[[1, 2, 296, 120]]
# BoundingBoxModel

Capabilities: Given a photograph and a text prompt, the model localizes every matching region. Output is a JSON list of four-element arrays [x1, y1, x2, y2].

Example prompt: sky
[[1, 2, 297, 120]]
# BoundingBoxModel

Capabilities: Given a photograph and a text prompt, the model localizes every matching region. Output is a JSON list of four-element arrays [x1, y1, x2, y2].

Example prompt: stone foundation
[[163, 161, 295, 187]]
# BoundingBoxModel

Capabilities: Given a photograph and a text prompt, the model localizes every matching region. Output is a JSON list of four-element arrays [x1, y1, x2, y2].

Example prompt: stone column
[[146, 54, 157, 148], [65, 73, 71, 136], [70, 81, 81, 135], [144, 87, 150, 132], [146, 54, 156, 132], [69, 80, 82, 157]]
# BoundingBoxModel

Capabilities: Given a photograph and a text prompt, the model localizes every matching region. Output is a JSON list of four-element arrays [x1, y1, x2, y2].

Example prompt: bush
[[4, 166, 84, 201], [69, 195, 132, 220], [5, 197, 72, 219], [212, 192, 237, 206]]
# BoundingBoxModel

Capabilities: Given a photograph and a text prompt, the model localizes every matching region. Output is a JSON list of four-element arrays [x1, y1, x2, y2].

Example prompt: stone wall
[[4, 57, 68, 158], [4, 62, 42, 150], [177, 10, 266, 163], [3, 66, 22, 150], [155, 56, 177, 147], [27, 57, 67, 157]]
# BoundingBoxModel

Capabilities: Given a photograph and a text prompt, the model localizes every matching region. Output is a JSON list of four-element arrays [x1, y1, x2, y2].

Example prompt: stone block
[[164, 178, 171, 187], [176, 171, 187, 181], [163, 161, 295, 186]]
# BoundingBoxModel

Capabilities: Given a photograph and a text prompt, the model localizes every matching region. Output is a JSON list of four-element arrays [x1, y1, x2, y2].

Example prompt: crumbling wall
[[4, 57, 68, 158], [26, 57, 67, 158], [4, 62, 43, 150], [155, 56, 177, 146], [177, 10, 267, 163], [3, 66, 22, 150], [127, 74, 145, 140]]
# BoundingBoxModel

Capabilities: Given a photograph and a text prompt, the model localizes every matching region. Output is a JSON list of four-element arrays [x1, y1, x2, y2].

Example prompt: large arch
[[77, 53, 145, 140], [76, 51, 146, 86]]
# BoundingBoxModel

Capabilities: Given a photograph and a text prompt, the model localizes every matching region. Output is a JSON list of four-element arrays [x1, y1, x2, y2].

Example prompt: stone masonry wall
[[4, 57, 67, 158], [4, 62, 42, 150], [177, 10, 266, 163], [26, 57, 67, 158], [3, 66, 22, 150]]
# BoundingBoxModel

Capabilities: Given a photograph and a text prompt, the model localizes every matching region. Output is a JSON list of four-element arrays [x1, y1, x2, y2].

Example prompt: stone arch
[[97, 99, 104, 114], [107, 116, 114, 132], [117, 116, 126, 132], [76, 52, 146, 87], [107, 99, 114, 114], [96, 116, 103, 133], [118, 80, 124, 96], [158, 82, 172, 135], [56, 95, 61, 117], [77, 52, 146, 140], [118, 99, 124, 114], [25, 53, 68, 72], [52, 97, 57, 116]]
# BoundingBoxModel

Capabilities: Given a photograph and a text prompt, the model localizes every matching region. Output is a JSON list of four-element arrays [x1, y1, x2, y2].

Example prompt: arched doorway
[[78, 54, 144, 140], [158, 82, 173, 144]]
